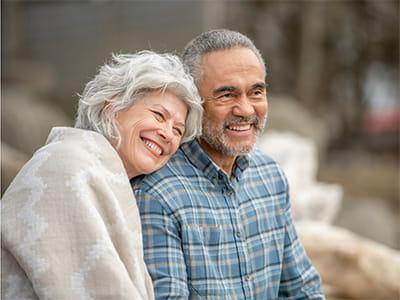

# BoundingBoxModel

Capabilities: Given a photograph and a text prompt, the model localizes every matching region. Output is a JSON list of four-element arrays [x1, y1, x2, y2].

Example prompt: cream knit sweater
[[1, 127, 154, 300]]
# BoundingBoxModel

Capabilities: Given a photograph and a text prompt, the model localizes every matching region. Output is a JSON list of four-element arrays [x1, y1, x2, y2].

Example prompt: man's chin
[[226, 137, 256, 152], [200, 133, 256, 156], [222, 143, 255, 156]]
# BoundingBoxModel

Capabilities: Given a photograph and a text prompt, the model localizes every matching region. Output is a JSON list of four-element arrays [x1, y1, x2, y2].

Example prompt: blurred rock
[[297, 221, 400, 300], [258, 130, 343, 223], [2, 87, 73, 156], [319, 151, 399, 213], [267, 95, 331, 154], [4, 59, 56, 94], [335, 195, 400, 249], [2, 87, 73, 193]]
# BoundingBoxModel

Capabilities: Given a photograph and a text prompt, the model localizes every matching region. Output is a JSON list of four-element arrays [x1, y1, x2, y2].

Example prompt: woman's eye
[[173, 127, 183, 136], [152, 111, 164, 121]]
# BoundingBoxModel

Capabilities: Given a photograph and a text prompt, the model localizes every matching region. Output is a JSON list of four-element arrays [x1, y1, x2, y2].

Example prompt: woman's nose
[[157, 124, 173, 141]]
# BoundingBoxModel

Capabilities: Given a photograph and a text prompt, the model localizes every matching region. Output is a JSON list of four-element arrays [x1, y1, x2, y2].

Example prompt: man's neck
[[198, 139, 236, 177]]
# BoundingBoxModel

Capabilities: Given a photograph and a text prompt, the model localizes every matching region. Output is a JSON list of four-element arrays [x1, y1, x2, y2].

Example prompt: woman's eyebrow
[[152, 104, 170, 116], [152, 104, 185, 128]]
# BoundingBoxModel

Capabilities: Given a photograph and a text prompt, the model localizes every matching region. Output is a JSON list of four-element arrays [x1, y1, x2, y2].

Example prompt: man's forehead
[[201, 47, 264, 69], [200, 48, 265, 81], [199, 49, 265, 92]]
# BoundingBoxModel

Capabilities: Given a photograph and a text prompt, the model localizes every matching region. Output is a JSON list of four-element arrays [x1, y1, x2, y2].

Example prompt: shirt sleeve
[[278, 198, 326, 300], [136, 189, 189, 299]]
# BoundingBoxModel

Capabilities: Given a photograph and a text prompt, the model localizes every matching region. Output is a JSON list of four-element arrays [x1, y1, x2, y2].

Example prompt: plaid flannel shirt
[[132, 139, 324, 299]]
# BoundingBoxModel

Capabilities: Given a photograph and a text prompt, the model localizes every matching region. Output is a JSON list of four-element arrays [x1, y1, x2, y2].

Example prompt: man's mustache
[[223, 115, 262, 129]]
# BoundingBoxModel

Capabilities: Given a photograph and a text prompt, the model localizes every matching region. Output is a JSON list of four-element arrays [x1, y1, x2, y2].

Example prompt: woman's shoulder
[[38, 127, 119, 168], [44, 127, 108, 155], [3, 128, 118, 196]]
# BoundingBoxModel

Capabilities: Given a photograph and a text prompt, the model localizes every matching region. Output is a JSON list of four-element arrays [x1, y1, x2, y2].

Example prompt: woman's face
[[115, 90, 188, 178]]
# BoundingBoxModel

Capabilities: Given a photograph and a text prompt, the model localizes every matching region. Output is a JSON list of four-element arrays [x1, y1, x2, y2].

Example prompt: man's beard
[[200, 114, 267, 157]]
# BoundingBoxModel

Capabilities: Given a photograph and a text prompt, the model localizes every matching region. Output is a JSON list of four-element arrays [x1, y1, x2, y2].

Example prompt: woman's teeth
[[143, 139, 162, 155]]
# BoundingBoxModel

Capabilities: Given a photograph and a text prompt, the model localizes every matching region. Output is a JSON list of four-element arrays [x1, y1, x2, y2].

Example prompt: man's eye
[[250, 89, 266, 99], [218, 93, 235, 101]]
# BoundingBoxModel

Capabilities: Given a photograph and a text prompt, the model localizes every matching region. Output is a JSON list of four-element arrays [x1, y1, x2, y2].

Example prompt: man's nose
[[232, 96, 256, 117]]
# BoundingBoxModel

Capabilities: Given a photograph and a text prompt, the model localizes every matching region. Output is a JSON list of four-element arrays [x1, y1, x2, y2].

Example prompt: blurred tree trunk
[[2, 1, 26, 59], [297, 2, 326, 108], [202, 1, 226, 32]]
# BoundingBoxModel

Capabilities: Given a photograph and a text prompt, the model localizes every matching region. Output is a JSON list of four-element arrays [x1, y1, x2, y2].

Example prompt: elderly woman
[[1, 51, 202, 300]]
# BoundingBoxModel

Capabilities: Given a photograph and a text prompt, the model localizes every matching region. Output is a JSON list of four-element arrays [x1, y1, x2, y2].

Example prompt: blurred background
[[2, 0, 399, 299]]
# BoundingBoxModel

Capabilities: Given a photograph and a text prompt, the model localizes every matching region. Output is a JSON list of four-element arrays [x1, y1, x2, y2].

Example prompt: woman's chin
[[138, 162, 165, 176]]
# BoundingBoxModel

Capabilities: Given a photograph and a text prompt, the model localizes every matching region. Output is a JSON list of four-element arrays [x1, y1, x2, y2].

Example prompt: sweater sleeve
[[1, 131, 154, 300]]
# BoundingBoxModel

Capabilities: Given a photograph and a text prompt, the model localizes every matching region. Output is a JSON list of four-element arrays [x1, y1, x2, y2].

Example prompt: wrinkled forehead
[[201, 47, 264, 71], [199, 48, 266, 90]]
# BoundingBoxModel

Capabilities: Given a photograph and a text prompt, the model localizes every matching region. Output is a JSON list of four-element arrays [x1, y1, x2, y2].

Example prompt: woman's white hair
[[75, 50, 203, 146]]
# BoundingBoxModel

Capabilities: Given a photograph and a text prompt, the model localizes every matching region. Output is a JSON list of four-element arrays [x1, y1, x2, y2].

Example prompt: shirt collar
[[180, 139, 250, 186]]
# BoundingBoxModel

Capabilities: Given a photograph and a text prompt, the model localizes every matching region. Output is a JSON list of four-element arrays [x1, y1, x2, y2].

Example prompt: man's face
[[198, 47, 268, 159]]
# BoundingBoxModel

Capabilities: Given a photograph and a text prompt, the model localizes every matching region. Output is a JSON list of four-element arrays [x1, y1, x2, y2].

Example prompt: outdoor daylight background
[[1, 1, 399, 299]]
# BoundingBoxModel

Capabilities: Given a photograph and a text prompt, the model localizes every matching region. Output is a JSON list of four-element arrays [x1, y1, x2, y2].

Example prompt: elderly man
[[132, 29, 325, 299]]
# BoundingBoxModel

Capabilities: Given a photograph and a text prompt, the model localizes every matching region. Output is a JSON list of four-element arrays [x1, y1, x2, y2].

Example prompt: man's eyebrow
[[251, 82, 267, 90], [152, 104, 185, 128], [212, 86, 238, 95]]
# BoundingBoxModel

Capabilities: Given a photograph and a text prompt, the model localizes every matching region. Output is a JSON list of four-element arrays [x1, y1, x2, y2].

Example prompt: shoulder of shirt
[[247, 148, 288, 184], [132, 147, 194, 192], [248, 148, 281, 168], [135, 148, 287, 191]]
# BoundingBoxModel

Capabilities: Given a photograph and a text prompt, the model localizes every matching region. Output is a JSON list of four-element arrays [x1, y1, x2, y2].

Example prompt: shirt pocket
[[182, 224, 227, 297]]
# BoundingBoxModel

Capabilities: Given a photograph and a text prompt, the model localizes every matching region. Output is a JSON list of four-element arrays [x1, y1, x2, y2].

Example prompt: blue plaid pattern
[[132, 140, 324, 299]]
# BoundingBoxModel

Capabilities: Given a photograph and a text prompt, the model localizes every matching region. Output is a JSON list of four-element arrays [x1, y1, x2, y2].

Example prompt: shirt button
[[245, 275, 252, 281], [236, 230, 241, 238]]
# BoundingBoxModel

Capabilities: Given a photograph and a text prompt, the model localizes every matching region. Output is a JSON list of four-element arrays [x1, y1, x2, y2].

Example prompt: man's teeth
[[143, 139, 162, 155], [228, 124, 251, 131]]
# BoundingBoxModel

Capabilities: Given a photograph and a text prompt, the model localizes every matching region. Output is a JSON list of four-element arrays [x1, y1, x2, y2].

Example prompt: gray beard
[[201, 115, 266, 157]]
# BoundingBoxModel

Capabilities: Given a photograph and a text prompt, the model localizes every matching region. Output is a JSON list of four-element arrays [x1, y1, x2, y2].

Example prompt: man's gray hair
[[75, 50, 203, 146], [182, 29, 266, 84]]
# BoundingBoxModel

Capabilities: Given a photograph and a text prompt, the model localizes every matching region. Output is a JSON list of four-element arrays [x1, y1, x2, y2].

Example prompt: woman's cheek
[[173, 139, 181, 153]]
